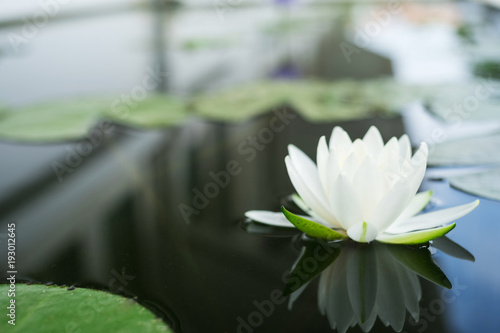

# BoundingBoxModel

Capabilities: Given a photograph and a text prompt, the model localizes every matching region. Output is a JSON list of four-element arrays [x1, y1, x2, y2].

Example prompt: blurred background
[[1, 0, 500, 105]]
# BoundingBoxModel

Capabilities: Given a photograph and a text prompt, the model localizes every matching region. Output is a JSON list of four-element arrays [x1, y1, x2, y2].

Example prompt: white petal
[[245, 210, 329, 228], [385, 200, 479, 234], [317, 136, 330, 194], [363, 126, 384, 159], [291, 194, 332, 227], [347, 221, 378, 243], [339, 151, 360, 182], [394, 190, 433, 222], [351, 139, 367, 162], [329, 127, 352, 149], [285, 156, 339, 226], [353, 155, 383, 220], [329, 175, 363, 230], [378, 137, 400, 176], [367, 180, 412, 232], [288, 144, 327, 204], [324, 149, 341, 197], [245, 210, 295, 227], [330, 127, 352, 163], [400, 143, 428, 206], [398, 134, 411, 163]]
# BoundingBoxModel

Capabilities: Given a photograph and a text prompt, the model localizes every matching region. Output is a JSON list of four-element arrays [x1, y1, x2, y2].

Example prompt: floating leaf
[[0, 284, 171, 333], [102, 95, 188, 128], [428, 133, 500, 166], [192, 79, 419, 122], [448, 167, 500, 201], [428, 81, 500, 121], [387, 244, 452, 289], [0, 95, 188, 142], [191, 81, 288, 122], [0, 97, 111, 142], [281, 206, 347, 241]]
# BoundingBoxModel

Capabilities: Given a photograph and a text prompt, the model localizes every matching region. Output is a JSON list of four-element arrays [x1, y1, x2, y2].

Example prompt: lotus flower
[[245, 126, 479, 244]]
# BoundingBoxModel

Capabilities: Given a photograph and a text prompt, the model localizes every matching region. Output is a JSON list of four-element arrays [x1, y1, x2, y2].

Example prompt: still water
[[0, 113, 498, 332]]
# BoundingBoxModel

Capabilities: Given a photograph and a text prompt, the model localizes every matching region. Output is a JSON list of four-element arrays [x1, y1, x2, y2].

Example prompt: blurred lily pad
[[286, 79, 411, 122], [474, 61, 500, 79], [0, 97, 111, 142], [428, 133, 500, 166], [0, 95, 189, 142], [102, 95, 188, 128], [426, 81, 500, 121], [448, 168, 500, 201], [192, 79, 420, 122], [0, 284, 171, 333], [191, 81, 289, 122]]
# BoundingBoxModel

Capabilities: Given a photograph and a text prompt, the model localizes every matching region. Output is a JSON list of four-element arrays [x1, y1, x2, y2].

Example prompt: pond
[[0, 112, 498, 332]]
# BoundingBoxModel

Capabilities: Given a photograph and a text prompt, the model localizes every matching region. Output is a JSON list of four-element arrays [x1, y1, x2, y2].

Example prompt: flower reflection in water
[[283, 238, 473, 333]]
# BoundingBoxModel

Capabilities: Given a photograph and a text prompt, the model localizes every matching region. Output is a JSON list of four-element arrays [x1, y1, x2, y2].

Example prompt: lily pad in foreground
[[0, 284, 171, 333]]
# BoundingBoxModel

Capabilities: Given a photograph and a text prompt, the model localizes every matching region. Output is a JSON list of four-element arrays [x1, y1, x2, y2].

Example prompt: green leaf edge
[[281, 206, 347, 241], [377, 223, 456, 245]]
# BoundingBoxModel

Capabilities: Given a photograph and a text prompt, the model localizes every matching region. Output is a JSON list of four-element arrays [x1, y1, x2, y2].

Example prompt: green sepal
[[377, 223, 456, 245], [281, 206, 347, 241]]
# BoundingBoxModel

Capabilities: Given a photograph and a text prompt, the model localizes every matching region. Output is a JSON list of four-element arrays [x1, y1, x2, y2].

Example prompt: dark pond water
[[0, 112, 499, 333]]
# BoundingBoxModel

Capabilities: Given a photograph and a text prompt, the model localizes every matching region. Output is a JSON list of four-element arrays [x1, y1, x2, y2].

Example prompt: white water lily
[[245, 126, 479, 244]]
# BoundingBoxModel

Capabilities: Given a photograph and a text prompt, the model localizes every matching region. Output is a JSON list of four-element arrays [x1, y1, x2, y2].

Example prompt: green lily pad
[[387, 244, 452, 289], [287, 79, 411, 122], [0, 95, 189, 142], [426, 81, 500, 121], [448, 167, 500, 201], [281, 206, 347, 241], [192, 79, 419, 123], [191, 81, 289, 122], [428, 133, 500, 166], [0, 284, 171, 333], [102, 95, 188, 128], [0, 97, 111, 142]]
